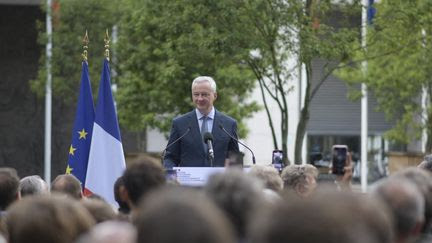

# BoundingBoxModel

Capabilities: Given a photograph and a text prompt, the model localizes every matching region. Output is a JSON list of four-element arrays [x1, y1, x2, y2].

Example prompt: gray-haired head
[[281, 164, 318, 197], [192, 76, 217, 93], [418, 154, 432, 172], [204, 170, 265, 239], [20, 175, 49, 197], [371, 177, 425, 238], [249, 165, 283, 192]]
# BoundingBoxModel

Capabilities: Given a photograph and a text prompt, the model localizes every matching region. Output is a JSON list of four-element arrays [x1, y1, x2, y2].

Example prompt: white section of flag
[[86, 123, 126, 205]]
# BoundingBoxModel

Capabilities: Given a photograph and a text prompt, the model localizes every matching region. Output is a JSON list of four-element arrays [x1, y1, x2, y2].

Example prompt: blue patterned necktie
[[201, 116, 208, 154], [201, 116, 208, 136]]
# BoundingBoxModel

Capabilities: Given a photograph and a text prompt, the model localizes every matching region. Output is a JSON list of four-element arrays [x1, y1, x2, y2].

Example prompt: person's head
[[113, 176, 130, 214], [418, 154, 432, 173], [122, 158, 165, 209], [281, 164, 318, 197], [191, 76, 217, 115], [204, 170, 265, 239], [80, 198, 117, 224], [0, 167, 20, 210], [248, 165, 283, 192], [371, 177, 424, 242], [224, 151, 244, 168], [76, 221, 137, 243], [392, 168, 432, 233], [20, 175, 49, 197], [51, 174, 82, 199], [134, 187, 235, 243], [250, 188, 394, 243], [6, 195, 95, 243]]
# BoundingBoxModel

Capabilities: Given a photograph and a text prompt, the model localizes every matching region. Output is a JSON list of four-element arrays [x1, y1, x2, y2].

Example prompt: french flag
[[85, 58, 126, 205]]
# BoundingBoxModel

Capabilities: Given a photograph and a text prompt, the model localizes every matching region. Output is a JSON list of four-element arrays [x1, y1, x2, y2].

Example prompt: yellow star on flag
[[78, 128, 88, 139], [66, 165, 73, 174], [69, 145, 76, 156]]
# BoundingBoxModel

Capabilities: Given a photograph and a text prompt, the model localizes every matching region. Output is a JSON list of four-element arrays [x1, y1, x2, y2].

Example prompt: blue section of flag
[[367, 0, 376, 25], [67, 61, 95, 187], [94, 59, 122, 141]]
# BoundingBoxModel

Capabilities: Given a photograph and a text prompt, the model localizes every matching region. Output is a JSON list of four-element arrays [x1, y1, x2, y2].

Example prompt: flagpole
[[361, 0, 368, 193], [44, 0, 53, 184]]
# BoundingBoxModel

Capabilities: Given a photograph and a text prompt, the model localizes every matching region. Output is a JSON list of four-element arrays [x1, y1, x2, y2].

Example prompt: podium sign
[[172, 167, 225, 186]]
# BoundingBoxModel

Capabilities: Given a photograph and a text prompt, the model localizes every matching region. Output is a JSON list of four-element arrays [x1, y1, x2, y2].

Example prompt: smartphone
[[272, 150, 284, 172], [332, 145, 348, 175]]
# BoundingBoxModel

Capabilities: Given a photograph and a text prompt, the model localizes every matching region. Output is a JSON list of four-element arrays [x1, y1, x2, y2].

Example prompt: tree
[[33, 0, 362, 165], [117, 0, 361, 164], [32, 0, 120, 103], [337, 0, 432, 152], [31, 0, 120, 174], [115, 0, 259, 137], [237, 0, 360, 164]]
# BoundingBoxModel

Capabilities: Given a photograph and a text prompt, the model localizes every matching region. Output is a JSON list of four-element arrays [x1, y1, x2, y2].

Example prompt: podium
[[169, 167, 226, 186]]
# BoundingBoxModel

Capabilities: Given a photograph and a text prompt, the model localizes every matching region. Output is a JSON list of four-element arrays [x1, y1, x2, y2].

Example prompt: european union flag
[[66, 61, 95, 189]]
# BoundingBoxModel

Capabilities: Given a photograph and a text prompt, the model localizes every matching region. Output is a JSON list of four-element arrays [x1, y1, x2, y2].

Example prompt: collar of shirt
[[195, 107, 215, 120]]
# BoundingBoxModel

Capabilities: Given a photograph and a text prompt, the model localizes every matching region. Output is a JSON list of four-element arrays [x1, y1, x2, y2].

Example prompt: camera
[[332, 145, 348, 175]]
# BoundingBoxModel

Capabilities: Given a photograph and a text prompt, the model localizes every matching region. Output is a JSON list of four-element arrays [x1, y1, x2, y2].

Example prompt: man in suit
[[163, 76, 239, 168]]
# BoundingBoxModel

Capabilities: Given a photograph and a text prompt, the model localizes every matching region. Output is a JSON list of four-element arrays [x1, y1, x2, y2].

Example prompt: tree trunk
[[426, 88, 432, 153], [293, 0, 316, 164], [282, 108, 289, 165], [258, 78, 279, 150], [294, 61, 312, 164]]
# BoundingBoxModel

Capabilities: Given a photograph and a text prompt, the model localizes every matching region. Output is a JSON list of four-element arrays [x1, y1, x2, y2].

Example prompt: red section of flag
[[83, 188, 93, 197]]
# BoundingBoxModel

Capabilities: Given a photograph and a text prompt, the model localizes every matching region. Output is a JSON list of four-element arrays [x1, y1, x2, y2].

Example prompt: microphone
[[203, 132, 214, 167], [161, 126, 191, 161], [219, 123, 256, 164]]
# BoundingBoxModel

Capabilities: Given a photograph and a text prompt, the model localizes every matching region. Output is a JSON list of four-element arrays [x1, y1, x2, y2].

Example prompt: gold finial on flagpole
[[82, 30, 89, 62], [104, 29, 110, 61]]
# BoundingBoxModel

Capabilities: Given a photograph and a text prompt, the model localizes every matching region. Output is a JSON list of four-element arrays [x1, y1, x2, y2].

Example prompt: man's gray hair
[[192, 76, 217, 93], [371, 177, 425, 236], [20, 175, 49, 197], [249, 165, 283, 192], [281, 164, 318, 190], [418, 154, 432, 172]]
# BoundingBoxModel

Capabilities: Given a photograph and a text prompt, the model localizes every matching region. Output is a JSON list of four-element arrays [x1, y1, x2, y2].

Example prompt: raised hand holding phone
[[331, 145, 352, 191]]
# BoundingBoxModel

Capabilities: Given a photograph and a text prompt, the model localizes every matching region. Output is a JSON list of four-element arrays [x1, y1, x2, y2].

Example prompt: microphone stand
[[161, 127, 191, 164], [219, 124, 256, 165], [203, 132, 214, 167]]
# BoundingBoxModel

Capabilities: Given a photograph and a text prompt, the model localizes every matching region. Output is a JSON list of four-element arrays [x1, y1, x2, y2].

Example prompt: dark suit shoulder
[[173, 110, 195, 126], [216, 110, 237, 124]]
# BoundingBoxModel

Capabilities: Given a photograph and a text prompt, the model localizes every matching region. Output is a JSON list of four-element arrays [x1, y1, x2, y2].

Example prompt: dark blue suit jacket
[[163, 109, 239, 167]]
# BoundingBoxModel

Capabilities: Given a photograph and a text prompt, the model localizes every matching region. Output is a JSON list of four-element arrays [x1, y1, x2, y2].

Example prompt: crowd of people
[[0, 155, 430, 243]]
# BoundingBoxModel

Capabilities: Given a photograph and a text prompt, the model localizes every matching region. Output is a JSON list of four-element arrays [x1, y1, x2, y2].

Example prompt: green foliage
[[116, 0, 259, 137], [337, 0, 432, 146], [32, 0, 120, 104]]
